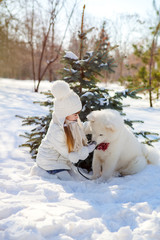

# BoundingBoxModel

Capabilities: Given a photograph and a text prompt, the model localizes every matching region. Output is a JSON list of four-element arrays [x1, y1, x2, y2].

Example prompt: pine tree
[[17, 5, 160, 171]]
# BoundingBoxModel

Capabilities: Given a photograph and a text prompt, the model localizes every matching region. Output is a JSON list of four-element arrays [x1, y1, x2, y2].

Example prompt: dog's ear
[[87, 112, 95, 122], [105, 125, 116, 132]]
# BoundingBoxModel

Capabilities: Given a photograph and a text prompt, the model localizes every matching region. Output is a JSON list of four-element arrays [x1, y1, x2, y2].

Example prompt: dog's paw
[[91, 174, 100, 180], [113, 171, 122, 177], [93, 176, 107, 184]]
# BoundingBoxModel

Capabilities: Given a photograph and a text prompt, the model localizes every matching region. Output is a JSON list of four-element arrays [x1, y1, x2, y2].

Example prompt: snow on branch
[[64, 51, 78, 60]]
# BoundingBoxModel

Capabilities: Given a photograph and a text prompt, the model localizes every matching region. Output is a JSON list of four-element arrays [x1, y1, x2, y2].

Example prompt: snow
[[81, 92, 94, 97], [64, 51, 78, 60], [0, 78, 160, 240], [99, 63, 108, 67], [64, 68, 77, 73]]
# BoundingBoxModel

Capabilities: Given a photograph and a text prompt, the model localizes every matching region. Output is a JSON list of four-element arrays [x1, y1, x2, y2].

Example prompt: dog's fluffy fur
[[87, 109, 160, 181]]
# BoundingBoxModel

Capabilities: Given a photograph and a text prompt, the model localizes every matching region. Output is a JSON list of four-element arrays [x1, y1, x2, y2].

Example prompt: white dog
[[87, 109, 160, 181]]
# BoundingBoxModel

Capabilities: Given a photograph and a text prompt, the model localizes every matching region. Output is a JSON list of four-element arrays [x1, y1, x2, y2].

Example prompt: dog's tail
[[141, 143, 160, 165]]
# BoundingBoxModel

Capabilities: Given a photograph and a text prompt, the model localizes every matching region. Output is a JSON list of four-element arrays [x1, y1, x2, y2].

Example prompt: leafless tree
[[105, 14, 145, 81], [148, 0, 160, 107], [23, 0, 78, 92], [1, 0, 78, 91]]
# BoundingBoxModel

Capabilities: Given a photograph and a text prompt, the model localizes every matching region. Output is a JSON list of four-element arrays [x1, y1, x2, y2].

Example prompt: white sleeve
[[51, 128, 89, 163], [77, 146, 89, 160]]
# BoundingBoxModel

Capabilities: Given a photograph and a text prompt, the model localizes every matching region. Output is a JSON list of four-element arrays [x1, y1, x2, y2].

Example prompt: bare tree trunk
[[30, 0, 36, 89], [79, 5, 85, 61], [148, 50, 153, 107], [34, 0, 77, 92], [49, 0, 55, 82], [78, 5, 86, 94], [35, 21, 52, 92], [149, 38, 156, 107]]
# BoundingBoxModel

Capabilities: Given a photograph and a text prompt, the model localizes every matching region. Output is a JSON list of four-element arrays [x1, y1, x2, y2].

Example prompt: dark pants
[[46, 169, 68, 175]]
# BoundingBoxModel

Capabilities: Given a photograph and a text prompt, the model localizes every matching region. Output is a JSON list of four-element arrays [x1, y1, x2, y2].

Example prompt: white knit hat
[[51, 80, 82, 124]]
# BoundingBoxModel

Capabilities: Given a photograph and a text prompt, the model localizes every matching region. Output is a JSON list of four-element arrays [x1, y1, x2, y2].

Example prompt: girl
[[36, 80, 96, 180]]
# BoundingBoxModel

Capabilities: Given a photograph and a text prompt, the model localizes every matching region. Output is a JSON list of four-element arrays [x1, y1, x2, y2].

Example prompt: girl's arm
[[51, 127, 90, 163]]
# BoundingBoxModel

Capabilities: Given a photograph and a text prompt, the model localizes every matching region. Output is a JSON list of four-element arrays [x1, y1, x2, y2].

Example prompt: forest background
[[0, 0, 160, 107]]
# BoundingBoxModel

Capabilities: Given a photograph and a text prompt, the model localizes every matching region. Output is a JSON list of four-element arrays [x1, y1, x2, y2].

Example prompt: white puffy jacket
[[36, 115, 92, 171]]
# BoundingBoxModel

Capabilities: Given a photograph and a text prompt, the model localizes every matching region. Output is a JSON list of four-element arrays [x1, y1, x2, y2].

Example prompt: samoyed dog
[[87, 109, 160, 181]]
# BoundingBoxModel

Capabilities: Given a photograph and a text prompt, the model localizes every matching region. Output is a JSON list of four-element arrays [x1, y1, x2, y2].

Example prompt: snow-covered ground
[[0, 78, 160, 240]]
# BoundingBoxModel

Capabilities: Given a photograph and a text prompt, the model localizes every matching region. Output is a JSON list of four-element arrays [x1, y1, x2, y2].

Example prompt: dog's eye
[[99, 134, 103, 136]]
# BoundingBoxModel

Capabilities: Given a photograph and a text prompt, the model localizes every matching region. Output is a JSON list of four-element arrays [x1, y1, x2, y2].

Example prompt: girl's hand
[[87, 142, 97, 153]]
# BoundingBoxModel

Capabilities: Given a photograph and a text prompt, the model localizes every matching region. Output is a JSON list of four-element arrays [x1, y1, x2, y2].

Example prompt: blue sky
[[79, 0, 156, 19]]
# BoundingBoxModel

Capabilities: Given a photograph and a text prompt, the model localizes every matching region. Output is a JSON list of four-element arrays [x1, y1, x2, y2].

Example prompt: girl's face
[[66, 113, 79, 121]]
